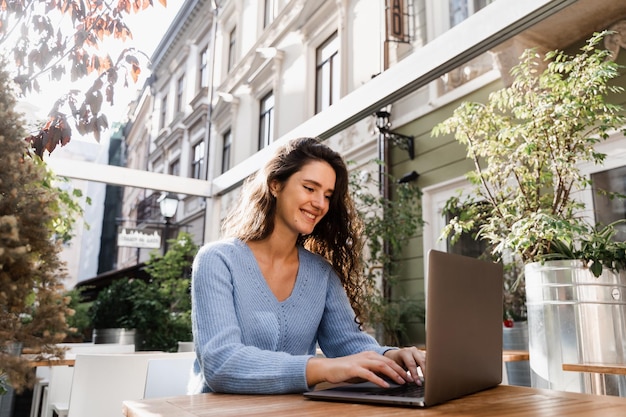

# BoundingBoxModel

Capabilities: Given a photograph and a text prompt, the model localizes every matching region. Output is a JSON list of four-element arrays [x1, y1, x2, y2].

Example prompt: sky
[[14, 1, 185, 140]]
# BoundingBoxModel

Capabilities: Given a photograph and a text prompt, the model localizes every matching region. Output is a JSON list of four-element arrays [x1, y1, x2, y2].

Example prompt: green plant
[[89, 232, 198, 352], [432, 31, 626, 278], [143, 232, 198, 351], [350, 162, 424, 346], [64, 287, 93, 342]]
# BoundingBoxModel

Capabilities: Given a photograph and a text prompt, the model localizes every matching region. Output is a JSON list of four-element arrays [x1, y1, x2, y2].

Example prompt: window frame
[[190, 141, 205, 180], [221, 129, 232, 174], [175, 75, 185, 113], [315, 31, 339, 114], [199, 47, 209, 90], [264, 0, 277, 28], [227, 26, 237, 72], [258, 91, 275, 150], [168, 158, 180, 177], [159, 95, 168, 129]]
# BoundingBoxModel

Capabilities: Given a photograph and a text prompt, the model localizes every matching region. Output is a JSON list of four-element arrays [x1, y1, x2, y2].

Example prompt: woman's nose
[[311, 192, 325, 208]]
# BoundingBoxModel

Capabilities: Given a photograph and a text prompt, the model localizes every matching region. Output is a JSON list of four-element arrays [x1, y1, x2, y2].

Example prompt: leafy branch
[[0, 0, 167, 156]]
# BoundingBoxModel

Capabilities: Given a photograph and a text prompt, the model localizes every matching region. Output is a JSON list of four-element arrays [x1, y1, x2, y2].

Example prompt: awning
[[74, 263, 151, 302]]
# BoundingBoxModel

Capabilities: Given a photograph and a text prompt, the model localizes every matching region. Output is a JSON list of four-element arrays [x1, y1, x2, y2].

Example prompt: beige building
[[117, 0, 626, 344]]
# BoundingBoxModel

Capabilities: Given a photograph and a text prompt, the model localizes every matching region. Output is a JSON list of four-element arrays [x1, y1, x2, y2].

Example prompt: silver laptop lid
[[424, 249, 503, 406]]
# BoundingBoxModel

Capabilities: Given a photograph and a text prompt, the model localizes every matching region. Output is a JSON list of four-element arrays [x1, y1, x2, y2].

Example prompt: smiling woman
[[189, 137, 426, 395]]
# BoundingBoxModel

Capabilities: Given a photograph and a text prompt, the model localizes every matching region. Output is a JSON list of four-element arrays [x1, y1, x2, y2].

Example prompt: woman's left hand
[[383, 347, 426, 385]]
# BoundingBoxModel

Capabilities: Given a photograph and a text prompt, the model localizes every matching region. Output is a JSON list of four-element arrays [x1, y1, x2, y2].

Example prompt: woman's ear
[[269, 180, 280, 198]]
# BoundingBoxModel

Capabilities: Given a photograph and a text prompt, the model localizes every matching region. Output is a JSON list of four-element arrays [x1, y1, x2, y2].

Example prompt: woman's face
[[271, 160, 335, 237]]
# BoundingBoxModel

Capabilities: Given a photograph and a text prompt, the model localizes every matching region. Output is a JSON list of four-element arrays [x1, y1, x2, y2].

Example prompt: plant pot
[[525, 260, 626, 395], [502, 321, 530, 386], [92, 328, 139, 347]]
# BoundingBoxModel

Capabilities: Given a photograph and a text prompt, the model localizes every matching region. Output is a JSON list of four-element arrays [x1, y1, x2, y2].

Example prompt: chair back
[[143, 354, 196, 398], [66, 352, 191, 417]]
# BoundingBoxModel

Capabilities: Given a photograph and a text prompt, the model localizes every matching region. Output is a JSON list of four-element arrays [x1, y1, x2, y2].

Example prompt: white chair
[[38, 343, 135, 417], [143, 354, 196, 398], [65, 352, 195, 417], [30, 367, 50, 417]]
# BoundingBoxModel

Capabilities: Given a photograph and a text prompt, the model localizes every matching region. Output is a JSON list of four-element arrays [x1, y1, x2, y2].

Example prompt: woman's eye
[[304, 186, 313, 192]]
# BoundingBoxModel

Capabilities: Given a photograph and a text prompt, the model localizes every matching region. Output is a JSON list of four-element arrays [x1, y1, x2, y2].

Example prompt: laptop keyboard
[[366, 383, 425, 398]]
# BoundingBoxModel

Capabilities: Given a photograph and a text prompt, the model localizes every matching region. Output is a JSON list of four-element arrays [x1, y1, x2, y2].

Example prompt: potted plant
[[90, 232, 197, 351], [432, 31, 626, 393], [89, 278, 146, 346]]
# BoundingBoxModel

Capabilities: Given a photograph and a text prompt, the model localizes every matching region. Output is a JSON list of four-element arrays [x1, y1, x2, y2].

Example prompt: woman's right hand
[[306, 351, 414, 388]]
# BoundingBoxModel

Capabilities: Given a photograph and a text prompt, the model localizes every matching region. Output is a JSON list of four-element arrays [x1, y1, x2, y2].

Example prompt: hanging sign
[[117, 227, 162, 249]]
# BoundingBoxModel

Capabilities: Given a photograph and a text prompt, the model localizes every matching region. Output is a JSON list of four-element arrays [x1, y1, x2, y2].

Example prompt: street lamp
[[158, 192, 179, 254]]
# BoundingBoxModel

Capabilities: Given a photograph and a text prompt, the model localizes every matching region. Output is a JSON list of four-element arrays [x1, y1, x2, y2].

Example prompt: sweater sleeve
[[316, 265, 392, 358], [191, 242, 312, 394]]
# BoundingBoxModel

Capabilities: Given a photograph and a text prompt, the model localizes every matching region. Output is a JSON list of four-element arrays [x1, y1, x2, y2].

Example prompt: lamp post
[[158, 192, 179, 254]]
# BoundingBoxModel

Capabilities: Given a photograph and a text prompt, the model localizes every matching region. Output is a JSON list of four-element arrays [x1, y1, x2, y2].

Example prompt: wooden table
[[122, 384, 626, 417], [563, 363, 626, 375], [23, 354, 76, 367], [563, 362, 626, 396], [502, 349, 529, 362]]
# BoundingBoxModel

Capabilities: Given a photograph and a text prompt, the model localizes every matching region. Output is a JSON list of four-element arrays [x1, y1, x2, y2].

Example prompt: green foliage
[[64, 287, 93, 342], [432, 31, 626, 277], [143, 232, 198, 350], [90, 232, 198, 352], [350, 162, 424, 345]]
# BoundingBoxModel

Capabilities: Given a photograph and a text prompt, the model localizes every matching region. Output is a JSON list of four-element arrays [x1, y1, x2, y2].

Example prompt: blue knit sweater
[[189, 238, 389, 394]]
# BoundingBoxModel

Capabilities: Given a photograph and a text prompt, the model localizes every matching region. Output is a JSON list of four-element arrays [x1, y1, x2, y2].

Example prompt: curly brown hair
[[222, 137, 367, 324]]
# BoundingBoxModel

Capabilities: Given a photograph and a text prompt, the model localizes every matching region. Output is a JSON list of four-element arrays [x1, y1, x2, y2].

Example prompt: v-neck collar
[[239, 239, 302, 304]]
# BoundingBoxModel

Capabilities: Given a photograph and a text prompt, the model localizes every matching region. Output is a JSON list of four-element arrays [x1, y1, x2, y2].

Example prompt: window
[[160, 95, 168, 129], [169, 159, 180, 177], [222, 129, 232, 174], [175, 75, 185, 113], [592, 166, 626, 241], [199, 47, 209, 89], [315, 32, 339, 114], [264, 0, 277, 28], [449, 0, 494, 28], [258, 91, 274, 150], [191, 141, 205, 179], [227, 27, 237, 72]]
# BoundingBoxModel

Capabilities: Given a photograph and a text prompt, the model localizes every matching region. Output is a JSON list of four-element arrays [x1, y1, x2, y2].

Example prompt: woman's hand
[[383, 346, 426, 385], [306, 350, 418, 388]]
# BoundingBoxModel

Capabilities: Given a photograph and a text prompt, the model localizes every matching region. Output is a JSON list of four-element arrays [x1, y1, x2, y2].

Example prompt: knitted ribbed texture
[[189, 238, 389, 394]]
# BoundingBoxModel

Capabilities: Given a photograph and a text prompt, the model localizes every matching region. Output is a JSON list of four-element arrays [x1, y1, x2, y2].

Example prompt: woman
[[190, 137, 425, 394]]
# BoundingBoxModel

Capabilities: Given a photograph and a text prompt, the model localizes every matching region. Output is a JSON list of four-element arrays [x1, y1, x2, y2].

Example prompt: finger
[[410, 350, 426, 385], [396, 348, 425, 384], [379, 358, 413, 384], [357, 368, 394, 388]]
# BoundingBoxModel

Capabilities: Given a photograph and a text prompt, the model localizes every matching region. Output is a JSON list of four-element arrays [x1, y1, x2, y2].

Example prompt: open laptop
[[304, 249, 503, 407]]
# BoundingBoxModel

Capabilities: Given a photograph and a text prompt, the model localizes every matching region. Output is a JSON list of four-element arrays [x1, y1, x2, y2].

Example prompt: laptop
[[304, 249, 503, 407]]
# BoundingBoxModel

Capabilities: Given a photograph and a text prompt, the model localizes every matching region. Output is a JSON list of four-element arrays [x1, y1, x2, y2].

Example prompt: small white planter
[[525, 260, 626, 395]]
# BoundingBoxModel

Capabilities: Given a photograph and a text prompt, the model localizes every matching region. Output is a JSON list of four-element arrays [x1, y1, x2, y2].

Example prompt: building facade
[[119, 0, 626, 343]]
